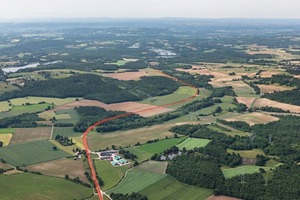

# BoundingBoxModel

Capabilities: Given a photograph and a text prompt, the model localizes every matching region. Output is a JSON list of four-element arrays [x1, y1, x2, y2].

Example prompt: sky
[[0, 0, 299, 20]]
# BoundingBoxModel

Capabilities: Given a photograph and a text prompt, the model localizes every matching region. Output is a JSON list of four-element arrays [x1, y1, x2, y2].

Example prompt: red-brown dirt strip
[[82, 70, 199, 200]]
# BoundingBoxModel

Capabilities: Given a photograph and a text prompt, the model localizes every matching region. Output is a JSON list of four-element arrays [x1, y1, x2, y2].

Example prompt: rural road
[[82, 69, 199, 200]]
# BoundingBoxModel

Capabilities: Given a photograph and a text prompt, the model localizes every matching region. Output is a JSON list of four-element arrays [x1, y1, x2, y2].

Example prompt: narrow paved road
[[82, 70, 199, 200]]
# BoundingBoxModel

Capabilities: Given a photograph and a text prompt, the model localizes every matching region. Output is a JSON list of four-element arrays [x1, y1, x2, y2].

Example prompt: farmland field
[[87, 124, 175, 151], [138, 137, 185, 154], [107, 170, 167, 194], [52, 127, 82, 139], [0, 140, 71, 166], [124, 147, 153, 163], [102, 70, 147, 80], [0, 128, 15, 134], [9, 127, 51, 144], [227, 149, 265, 158], [8, 96, 77, 106], [254, 98, 300, 113], [0, 134, 13, 146], [25, 158, 88, 183], [94, 160, 129, 191], [177, 138, 211, 150], [134, 161, 167, 174], [0, 173, 93, 200], [48, 140, 77, 155], [222, 165, 272, 178], [139, 175, 213, 200]]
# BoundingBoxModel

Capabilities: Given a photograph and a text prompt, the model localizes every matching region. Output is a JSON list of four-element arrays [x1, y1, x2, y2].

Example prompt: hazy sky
[[0, 0, 299, 19]]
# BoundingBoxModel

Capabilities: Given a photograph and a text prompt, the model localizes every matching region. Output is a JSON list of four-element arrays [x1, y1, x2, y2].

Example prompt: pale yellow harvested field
[[225, 112, 279, 125], [254, 98, 300, 113], [257, 84, 293, 93], [236, 97, 256, 108]]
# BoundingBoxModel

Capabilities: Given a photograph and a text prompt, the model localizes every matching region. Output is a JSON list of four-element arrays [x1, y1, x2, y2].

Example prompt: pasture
[[87, 124, 175, 151], [0, 140, 71, 167], [9, 127, 51, 144], [124, 147, 153, 163], [139, 175, 213, 200], [94, 160, 129, 191], [177, 138, 211, 150], [222, 165, 272, 178], [25, 158, 88, 183], [0, 173, 93, 200], [138, 137, 185, 154], [107, 170, 167, 194]]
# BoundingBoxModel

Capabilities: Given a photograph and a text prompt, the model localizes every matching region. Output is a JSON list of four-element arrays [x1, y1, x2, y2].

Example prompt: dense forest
[[0, 113, 43, 128], [0, 74, 179, 104]]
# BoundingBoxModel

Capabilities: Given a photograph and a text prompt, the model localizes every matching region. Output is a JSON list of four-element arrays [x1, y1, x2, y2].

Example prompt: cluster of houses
[[96, 150, 129, 167]]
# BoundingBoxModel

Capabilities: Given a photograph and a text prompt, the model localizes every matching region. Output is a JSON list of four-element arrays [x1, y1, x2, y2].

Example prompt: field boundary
[[82, 69, 199, 200]]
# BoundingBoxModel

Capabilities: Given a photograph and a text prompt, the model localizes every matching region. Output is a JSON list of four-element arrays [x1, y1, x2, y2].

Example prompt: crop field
[[139, 175, 213, 200], [102, 71, 147, 80], [224, 112, 279, 125], [0, 128, 15, 134], [140, 86, 203, 109], [257, 84, 293, 93], [52, 127, 82, 139], [25, 158, 88, 183], [0, 173, 93, 200], [87, 124, 175, 151], [254, 98, 300, 113], [236, 97, 256, 108], [94, 160, 129, 191], [54, 109, 81, 124], [125, 147, 153, 163], [134, 161, 167, 174], [9, 127, 51, 144], [138, 137, 185, 154], [0, 140, 71, 167], [222, 165, 272, 178], [227, 149, 265, 158], [0, 134, 13, 146], [177, 138, 211, 150], [8, 96, 77, 106], [107, 170, 167, 194]]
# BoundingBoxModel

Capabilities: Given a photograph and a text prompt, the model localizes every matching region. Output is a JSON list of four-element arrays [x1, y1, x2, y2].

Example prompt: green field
[[208, 123, 251, 137], [140, 86, 204, 109], [134, 161, 167, 174], [0, 82, 19, 95], [107, 170, 167, 194], [222, 165, 272, 178], [0, 173, 93, 200], [94, 160, 129, 191], [227, 149, 265, 158], [52, 127, 82, 139], [125, 147, 153, 163], [0, 128, 15, 134], [54, 109, 80, 124], [0, 140, 71, 167], [177, 138, 211, 150], [139, 175, 213, 200], [138, 137, 185, 154], [8, 96, 77, 106]]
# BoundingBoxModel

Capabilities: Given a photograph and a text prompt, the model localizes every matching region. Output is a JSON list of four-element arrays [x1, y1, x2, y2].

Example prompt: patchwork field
[[0, 140, 71, 167], [94, 160, 129, 191], [25, 158, 88, 183], [102, 70, 147, 80], [254, 98, 300, 113], [139, 175, 213, 200], [212, 80, 256, 97], [107, 170, 167, 194], [177, 138, 211, 150], [87, 124, 175, 151], [224, 112, 279, 125], [0, 173, 93, 200], [9, 127, 52, 144]]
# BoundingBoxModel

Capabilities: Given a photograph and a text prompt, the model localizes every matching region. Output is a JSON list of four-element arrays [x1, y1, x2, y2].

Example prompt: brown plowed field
[[42, 99, 173, 117], [254, 98, 300, 113], [9, 127, 51, 144], [257, 84, 293, 93], [26, 158, 89, 183], [236, 97, 256, 108]]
